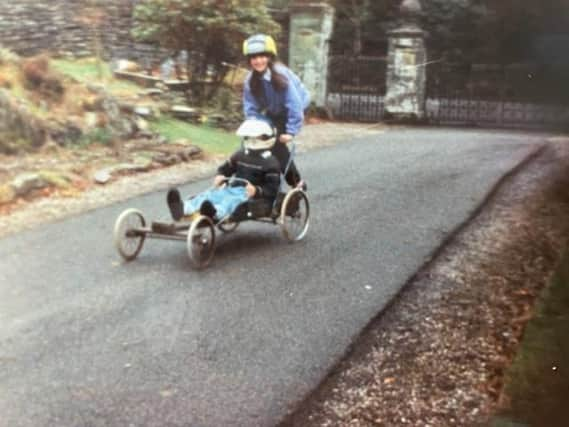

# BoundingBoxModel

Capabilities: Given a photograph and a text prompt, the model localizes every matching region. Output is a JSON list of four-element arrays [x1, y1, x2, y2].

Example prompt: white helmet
[[236, 118, 276, 150]]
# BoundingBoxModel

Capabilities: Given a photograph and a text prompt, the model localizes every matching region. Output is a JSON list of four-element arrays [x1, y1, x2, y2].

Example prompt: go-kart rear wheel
[[187, 215, 216, 269], [113, 208, 146, 261], [280, 189, 310, 242]]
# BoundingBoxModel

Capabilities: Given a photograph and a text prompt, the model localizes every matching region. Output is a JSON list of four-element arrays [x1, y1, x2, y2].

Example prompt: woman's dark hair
[[249, 59, 289, 104]]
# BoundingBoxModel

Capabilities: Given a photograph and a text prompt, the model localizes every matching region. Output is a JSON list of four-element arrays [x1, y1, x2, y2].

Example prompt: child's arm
[[215, 152, 239, 185]]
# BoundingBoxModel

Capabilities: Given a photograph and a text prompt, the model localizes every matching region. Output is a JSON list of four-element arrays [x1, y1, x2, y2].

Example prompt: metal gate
[[426, 63, 569, 130], [326, 55, 387, 121]]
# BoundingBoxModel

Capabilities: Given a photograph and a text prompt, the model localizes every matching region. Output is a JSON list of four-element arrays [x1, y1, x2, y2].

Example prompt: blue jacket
[[243, 63, 310, 136]]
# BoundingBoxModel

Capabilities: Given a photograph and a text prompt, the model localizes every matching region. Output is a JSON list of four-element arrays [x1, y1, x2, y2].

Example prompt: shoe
[[167, 188, 184, 221], [231, 203, 249, 221], [200, 200, 217, 219], [296, 180, 307, 191]]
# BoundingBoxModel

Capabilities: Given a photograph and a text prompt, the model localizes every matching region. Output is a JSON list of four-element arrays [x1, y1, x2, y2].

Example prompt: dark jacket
[[217, 148, 281, 201]]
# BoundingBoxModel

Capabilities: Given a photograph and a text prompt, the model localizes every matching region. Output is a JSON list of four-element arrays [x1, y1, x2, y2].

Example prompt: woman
[[242, 34, 310, 190]]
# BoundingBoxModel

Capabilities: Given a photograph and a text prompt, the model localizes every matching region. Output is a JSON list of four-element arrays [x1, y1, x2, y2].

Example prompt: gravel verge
[[279, 139, 569, 427]]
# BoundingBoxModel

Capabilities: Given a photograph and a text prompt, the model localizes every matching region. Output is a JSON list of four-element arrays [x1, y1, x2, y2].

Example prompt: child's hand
[[279, 134, 293, 143], [213, 175, 226, 187], [246, 183, 256, 198]]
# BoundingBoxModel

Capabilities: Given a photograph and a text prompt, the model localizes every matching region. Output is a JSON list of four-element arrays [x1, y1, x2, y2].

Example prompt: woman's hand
[[279, 134, 293, 143], [213, 175, 226, 187], [246, 183, 257, 198]]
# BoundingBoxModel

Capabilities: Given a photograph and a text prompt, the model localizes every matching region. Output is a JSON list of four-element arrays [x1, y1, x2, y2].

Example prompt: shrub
[[0, 132, 33, 155], [80, 127, 114, 146], [21, 54, 65, 101], [41, 75, 65, 100], [305, 102, 331, 120], [0, 75, 12, 89], [22, 55, 49, 88]]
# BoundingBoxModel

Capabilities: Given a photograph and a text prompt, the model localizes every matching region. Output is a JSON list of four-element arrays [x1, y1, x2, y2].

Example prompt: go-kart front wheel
[[187, 215, 216, 269], [113, 208, 146, 261], [280, 189, 310, 242]]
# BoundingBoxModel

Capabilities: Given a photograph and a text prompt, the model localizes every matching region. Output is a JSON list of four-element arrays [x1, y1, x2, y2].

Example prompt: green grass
[[79, 128, 114, 146], [151, 116, 239, 155], [50, 59, 239, 156], [492, 249, 569, 427], [51, 58, 112, 81], [51, 58, 140, 95]]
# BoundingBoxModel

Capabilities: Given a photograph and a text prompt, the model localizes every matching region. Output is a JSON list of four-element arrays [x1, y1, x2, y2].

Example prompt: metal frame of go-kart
[[112, 140, 310, 269]]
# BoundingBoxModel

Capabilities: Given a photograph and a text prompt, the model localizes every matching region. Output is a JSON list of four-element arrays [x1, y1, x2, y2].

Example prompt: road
[[0, 128, 545, 427]]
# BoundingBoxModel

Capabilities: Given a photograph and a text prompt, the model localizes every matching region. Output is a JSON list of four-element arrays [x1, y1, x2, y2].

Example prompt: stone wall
[[0, 1, 291, 68], [0, 0, 165, 63]]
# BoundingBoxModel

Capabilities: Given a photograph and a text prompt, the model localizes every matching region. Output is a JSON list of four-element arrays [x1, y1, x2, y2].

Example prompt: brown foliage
[[21, 54, 65, 101], [0, 75, 12, 89], [22, 55, 49, 87]]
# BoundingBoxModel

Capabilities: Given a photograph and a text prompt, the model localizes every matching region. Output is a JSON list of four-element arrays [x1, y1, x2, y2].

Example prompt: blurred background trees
[[325, 0, 569, 66], [131, 0, 569, 104], [133, 0, 280, 104]]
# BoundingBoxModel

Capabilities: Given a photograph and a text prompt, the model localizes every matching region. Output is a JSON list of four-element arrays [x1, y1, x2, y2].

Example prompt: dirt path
[[0, 122, 385, 238], [280, 139, 569, 426]]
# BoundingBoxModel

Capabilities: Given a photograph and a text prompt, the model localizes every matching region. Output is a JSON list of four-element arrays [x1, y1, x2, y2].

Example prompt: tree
[[77, 0, 107, 80], [327, 0, 400, 56], [331, 0, 370, 56], [132, 0, 281, 104], [419, 0, 489, 63], [475, 0, 569, 64], [420, 0, 569, 64]]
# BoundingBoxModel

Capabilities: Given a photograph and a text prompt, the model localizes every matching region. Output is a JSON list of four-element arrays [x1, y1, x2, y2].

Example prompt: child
[[167, 118, 281, 221]]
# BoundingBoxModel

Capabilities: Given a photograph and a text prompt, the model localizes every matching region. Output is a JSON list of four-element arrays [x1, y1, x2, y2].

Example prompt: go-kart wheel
[[187, 215, 216, 269], [280, 189, 310, 242], [113, 208, 146, 261], [218, 219, 239, 233]]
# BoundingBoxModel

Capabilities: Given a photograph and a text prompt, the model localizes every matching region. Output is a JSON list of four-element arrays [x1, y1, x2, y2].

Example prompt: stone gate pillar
[[384, 0, 427, 119], [288, 2, 335, 107]]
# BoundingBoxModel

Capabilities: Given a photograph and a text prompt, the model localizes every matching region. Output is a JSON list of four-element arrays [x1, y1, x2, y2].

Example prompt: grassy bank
[[51, 58, 140, 94], [52, 59, 239, 155], [492, 248, 569, 427], [151, 117, 238, 156]]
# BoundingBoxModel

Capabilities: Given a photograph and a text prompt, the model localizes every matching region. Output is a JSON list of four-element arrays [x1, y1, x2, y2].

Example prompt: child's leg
[[207, 187, 249, 219], [182, 190, 214, 216]]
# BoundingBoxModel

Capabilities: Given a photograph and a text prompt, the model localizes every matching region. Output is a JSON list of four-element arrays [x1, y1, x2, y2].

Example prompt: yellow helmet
[[243, 34, 277, 57]]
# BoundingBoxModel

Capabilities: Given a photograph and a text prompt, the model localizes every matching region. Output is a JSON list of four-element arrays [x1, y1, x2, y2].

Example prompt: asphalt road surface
[[0, 128, 545, 427]]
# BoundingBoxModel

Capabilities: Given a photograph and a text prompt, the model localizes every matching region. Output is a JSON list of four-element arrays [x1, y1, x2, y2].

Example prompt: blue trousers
[[183, 187, 249, 219]]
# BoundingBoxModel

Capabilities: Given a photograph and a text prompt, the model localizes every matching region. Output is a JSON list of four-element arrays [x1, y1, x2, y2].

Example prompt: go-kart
[[113, 149, 309, 269]]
